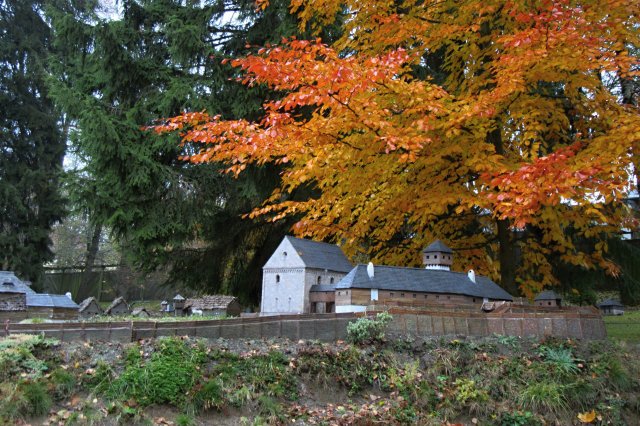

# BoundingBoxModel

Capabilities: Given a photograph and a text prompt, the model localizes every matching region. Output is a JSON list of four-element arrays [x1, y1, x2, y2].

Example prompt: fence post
[[4, 319, 10, 337]]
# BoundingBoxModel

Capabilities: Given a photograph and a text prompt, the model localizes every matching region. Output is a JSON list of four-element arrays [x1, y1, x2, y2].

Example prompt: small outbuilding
[[184, 295, 242, 317], [26, 293, 79, 320], [534, 290, 562, 308], [0, 273, 29, 321], [597, 299, 624, 316], [132, 307, 151, 318], [105, 297, 130, 315], [78, 297, 103, 318]]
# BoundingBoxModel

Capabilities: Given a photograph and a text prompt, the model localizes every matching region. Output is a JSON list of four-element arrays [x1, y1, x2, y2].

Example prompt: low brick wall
[[3, 308, 607, 342]]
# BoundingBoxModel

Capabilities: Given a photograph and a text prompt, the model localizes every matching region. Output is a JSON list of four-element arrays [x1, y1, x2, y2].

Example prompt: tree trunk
[[487, 126, 520, 295], [81, 222, 102, 289]]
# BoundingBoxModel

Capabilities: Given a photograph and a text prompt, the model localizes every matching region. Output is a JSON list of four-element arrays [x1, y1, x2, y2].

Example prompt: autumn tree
[[156, 0, 640, 297]]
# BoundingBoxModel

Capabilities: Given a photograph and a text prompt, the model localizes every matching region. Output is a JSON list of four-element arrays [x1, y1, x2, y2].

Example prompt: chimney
[[467, 269, 476, 283], [367, 262, 375, 279]]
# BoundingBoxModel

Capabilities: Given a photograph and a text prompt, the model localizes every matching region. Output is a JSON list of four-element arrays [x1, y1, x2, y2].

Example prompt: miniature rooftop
[[335, 264, 513, 301], [283, 236, 353, 273], [26, 293, 79, 309], [0, 271, 35, 294], [185, 295, 238, 310], [534, 290, 562, 301], [422, 240, 453, 254]]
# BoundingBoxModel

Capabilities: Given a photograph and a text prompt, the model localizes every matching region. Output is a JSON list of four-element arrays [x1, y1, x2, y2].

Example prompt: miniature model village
[[0, 236, 625, 322]]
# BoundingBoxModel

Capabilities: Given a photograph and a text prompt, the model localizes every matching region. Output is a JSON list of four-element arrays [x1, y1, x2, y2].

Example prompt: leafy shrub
[[500, 411, 542, 426], [0, 335, 55, 381], [102, 337, 207, 407], [347, 312, 393, 344]]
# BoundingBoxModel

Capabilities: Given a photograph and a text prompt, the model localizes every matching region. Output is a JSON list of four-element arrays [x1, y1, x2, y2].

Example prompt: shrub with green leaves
[[346, 311, 393, 344], [102, 337, 207, 407]]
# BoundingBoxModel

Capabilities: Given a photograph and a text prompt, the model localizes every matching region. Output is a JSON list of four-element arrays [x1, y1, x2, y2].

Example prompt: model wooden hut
[[105, 297, 130, 315], [131, 307, 151, 318], [78, 297, 103, 318], [597, 299, 624, 316], [184, 295, 242, 317], [534, 290, 562, 308]]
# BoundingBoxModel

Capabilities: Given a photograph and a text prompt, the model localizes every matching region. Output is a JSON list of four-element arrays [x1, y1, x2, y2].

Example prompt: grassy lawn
[[604, 309, 640, 344]]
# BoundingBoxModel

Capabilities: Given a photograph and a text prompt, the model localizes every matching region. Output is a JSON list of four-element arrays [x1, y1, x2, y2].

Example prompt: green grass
[[604, 309, 640, 343]]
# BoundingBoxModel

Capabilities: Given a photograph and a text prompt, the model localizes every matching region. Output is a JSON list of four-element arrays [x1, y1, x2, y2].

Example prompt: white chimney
[[65, 292, 73, 301], [467, 269, 476, 283], [367, 262, 375, 279]]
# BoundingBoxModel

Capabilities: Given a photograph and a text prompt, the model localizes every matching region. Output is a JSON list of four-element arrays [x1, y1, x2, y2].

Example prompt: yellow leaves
[[577, 410, 597, 423]]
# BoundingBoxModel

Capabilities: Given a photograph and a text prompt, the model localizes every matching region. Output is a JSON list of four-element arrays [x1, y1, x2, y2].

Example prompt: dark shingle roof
[[185, 295, 238, 310], [105, 297, 129, 314], [0, 271, 36, 294], [335, 265, 513, 301], [310, 284, 336, 292], [26, 293, 79, 309], [534, 290, 562, 301], [286, 236, 352, 273], [597, 299, 624, 308], [422, 240, 453, 254], [78, 297, 102, 313]]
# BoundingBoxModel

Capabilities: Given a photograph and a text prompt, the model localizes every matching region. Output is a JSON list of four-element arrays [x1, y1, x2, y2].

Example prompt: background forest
[[1, 0, 639, 307]]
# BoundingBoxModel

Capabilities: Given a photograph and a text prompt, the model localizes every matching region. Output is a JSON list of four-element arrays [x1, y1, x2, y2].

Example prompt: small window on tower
[[330, 277, 334, 284], [317, 276, 322, 284], [283, 251, 287, 257], [426, 255, 430, 259], [276, 275, 280, 283], [434, 255, 438, 259]]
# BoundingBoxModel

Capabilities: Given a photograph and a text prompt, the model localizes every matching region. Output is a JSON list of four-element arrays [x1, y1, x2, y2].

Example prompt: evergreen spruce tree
[[47, 0, 321, 304], [0, 0, 65, 283]]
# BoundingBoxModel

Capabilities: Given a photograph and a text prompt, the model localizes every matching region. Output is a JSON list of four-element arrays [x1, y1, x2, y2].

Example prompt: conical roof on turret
[[422, 240, 453, 254]]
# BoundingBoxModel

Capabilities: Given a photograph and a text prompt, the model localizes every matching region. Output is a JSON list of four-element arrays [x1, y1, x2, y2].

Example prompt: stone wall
[[0, 293, 26, 311], [4, 307, 607, 342]]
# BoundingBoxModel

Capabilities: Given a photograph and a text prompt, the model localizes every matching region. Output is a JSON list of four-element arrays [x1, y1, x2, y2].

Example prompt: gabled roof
[[26, 293, 79, 309], [335, 265, 513, 301], [597, 299, 624, 308], [78, 297, 102, 313], [0, 271, 36, 294], [105, 297, 129, 314], [185, 295, 238, 310], [534, 290, 562, 301], [285, 236, 353, 272], [310, 284, 337, 292], [422, 240, 453, 254]]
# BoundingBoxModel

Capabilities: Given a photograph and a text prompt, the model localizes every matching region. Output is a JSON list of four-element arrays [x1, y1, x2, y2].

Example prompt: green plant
[[347, 312, 393, 344], [50, 367, 76, 400], [518, 381, 567, 414], [539, 346, 580, 376], [101, 337, 207, 408], [500, 410, 542, 426], [191, 380, 224, 411], [175, 413, 196, 426], [19, 380, 52, 417], [453, 378, 488, 405]]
